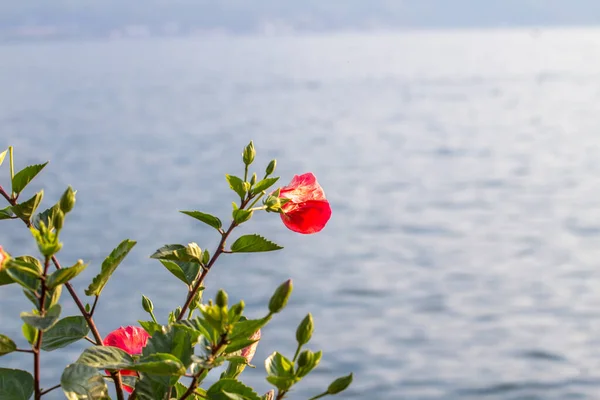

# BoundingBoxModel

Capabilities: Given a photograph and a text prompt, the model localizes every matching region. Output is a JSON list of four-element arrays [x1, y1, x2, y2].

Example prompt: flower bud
[[296, 313, 314, 346], [242, 141, 255, 165], [59, 186, 76, 214], [269, 279, 293, 314], [53, 210, 64, 231], [216, 289, 228, 308], [250, 173, 257, 185], [297, 349, 313, 368], [263, 195, 282, 213], [327, 373, 353, 395], [141, 295, 153, 313], [266, 159, 276, 175], [229, 300, 245, 320]]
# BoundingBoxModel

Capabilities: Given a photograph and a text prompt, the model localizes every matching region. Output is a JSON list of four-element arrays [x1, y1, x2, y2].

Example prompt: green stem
[[8, 146, 14, 196], [307, 393, 328, 400], [292, 344, 302, 363], [34, 257, 51, 400]]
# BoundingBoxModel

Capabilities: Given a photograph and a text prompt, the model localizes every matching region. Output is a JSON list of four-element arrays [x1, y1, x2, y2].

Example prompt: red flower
[[278, 173, 332, 234], [240, 330, 261, 364], [103, 326, 150, 393]]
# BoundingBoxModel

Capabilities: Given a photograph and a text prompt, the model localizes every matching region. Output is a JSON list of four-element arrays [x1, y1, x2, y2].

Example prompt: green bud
[[142, 295, 154, 313], [263, 195, 282, 213], [269, 279, 293, 314], [297, 349, 313, 368], [53, 210, 64, 231], [327, 373, 353, 395], [266, 159, 276, 175], [296, 313, 314, 346], [230, 300, 245, 320], [243, 140, 256, 165], [59, 186, 76, 214], [250, 172, 257, 185], [216, 289, 228, 308]]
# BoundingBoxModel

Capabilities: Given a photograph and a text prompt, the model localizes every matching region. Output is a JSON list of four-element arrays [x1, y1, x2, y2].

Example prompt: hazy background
[[3, 2, 600, 400]]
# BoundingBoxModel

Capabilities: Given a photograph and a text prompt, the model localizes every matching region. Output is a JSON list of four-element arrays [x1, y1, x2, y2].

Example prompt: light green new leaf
[[11, 190, 43, 222], [0, 368, 34, 400], [47, 260, 87, 289], [85, 239, 136, 296], [180, 210, 222, 231], [42, 316, 90, 351], [12, 162, 48, 195], [226, 174, 247, 200], [0, 149, 7, 168], [22, 323, 38, 345], [265, 352, 294, 378], [61, 363, 109, 400], [230, 234, 283, 253], [20, 304, 61, 332], [0, 334, 16, 356]]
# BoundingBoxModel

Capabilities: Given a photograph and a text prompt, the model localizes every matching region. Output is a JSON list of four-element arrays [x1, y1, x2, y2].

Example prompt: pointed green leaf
[[0, 269, 15, 286], [150, 243, 202, 264], [207, 379, 261, 400], [251, 177, 279, 196], [20, 304, 61, 332], [85, 239, 136, 296], [226, 174, 247, 199], [180, 210, 222, 231], [11, 190, 43, 222], [230, 316, 271, 341], [232, 209, 253, 225], [22, 323, 38, 345], [12, 162, 48, 195], [265, 352, 294, 378], [4, 258, 40, 291], [0, 149, 7, 168], [127, 353, 185, 376], [0, 368, 34, 400], [42, 316, 90, 351], [77, 346, 133, 370], [0, 334, 16, 356], [0, 205, 14, 220], [61, 363, 109, 400], [47, 260, 87, 290], [230, 234, 283, 253], [159, 260, 200, 286], [225, 338, 259, 354]]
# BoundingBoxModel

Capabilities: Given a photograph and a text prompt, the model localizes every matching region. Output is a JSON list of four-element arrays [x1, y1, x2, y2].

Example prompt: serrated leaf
[[207, 379, 261, 400], [61, 363, 109, 400], [230, 234, 283, 253], [180, 210, 222, 231], [11, 190, 43, 222], [128, 353, 186, 376], [0, 334, 16, 356], [159, 260, 200, 286], [77, 346, 133, 370], [42, 316, 90, 351], [226, 174, 247, 199], [47, 261, 87, 289], [0, 149, 6, 168], [85, 239, 136, 296], [12, 162, 48, 195], [0, 205, 14, 220], [20, 304, 61, 332], [251, 177, 279, 196], [0, 368, 34, 400]]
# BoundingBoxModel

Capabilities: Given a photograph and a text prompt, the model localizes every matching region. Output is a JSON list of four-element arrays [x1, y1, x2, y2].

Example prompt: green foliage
[[41, 316, 90, 351], [159, 259, 201, 286], [0, 205, 14, 220], [47, 260, 87, 289], [0, 368, 34, 400], [207, 379, 261, 400], [226, 174, 247, 200], [20, 304, 61, 331], [77, 346, 133, 370], [150, 243, 203, 264], [85, 239, 136, 296], [180, 210, 222, 231], [265, 352, 297, 391], [60, 363, 109, 400], [11, 190, 43, 222], [0, 334, 16, 356], [230, 234, 283, 253], [11, 162, 48, 195], [251, 177, 279, 196]]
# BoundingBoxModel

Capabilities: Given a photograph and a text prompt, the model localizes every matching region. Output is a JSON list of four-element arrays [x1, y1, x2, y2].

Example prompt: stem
[[292, 344, 302, 363], [15, 348, 35, 353], [176, 197, 252, 321], [89, 295, 99, 316], [276, 390, 288, 400], [34, 257, 51, 400], [179, 334, 228, 400], [307, 393, 328, 400], [0, 186, 126, 400], [8, 146, 14, 196], [40, 384, 61, 396]]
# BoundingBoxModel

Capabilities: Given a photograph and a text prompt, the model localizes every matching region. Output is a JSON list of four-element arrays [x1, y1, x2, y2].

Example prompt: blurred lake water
[[3, 28, 600, 399]]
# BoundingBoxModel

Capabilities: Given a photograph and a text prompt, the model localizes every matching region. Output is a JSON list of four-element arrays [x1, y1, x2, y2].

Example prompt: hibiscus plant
[[0, 142, 352, 400]]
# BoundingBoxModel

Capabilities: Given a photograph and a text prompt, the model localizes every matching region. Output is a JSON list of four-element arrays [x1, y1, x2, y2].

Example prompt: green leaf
[[173, 317, 213, 345], [12, 162, 48, 195], [85, 239, 136, 296], [47, 260, 87, 289], [159, 260, 201, 286], [151, 243, 203, 264], [4, 258, 40, 291], [225, 338, 259, 354], [265, 352, 294, 378], [0, 205, 14, 220], [135, 374, 170, 400], [11, 190, 43, 222], [0, 334, 16, 356], [0, 149, 7, 168], [22, 323, 38, 345], [265, 376, 297, 392], [34, 204, 60, 230], [251, 177, 279, 196], [44, 285, 62, 310], [232, 209, 253, 225], [0, 269, 14, 286], [226, 174, 247, 199], [207, 379, 261, 400], [77, 346, 133, 370], [142, 326, 193, 369], [20, 304, 61, 332], [0, 368, 34, 400], [230, 316, 271, 341], [61, 363, 109, 400], [180, 210, 222, 231], [128, 353, 186, 376], [42, 316, 90, 351], [230, 234, 283, 253], [138, 320, 163, 336]]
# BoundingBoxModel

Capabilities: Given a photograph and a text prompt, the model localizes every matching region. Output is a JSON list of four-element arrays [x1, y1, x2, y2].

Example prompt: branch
[[40, 384, 61, 396]]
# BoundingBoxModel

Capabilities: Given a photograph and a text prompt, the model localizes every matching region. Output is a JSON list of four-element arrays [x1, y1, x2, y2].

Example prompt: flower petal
[[279, 173, 327, 203], [103, 326, 149, 355], [280, 200, 332, 234]]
